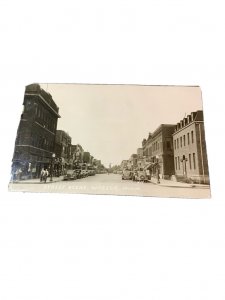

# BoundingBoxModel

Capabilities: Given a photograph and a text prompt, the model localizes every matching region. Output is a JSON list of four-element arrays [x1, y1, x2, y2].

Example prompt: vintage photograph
[[8, 83, 210, 198]]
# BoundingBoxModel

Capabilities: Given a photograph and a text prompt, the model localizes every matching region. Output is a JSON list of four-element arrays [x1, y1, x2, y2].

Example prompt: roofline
[[172, 120, 204, 135], [25, 92, 61, 118], [151, 124, 176, 138]]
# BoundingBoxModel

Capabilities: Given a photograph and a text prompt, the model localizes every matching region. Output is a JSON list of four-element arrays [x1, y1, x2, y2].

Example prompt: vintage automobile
[[133, 168, 148, 182], [122, 169, 133, 180], [80, 169, 88, 178], [74, 168, 82, 179], [88, 169, 96, 176], [63, 169, 77, 181]]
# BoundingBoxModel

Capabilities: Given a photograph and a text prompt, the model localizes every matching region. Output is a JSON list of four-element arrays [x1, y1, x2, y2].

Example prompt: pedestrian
[[17, 168, 22, 181], [45, 169, 49, 182], [157, 167, 160, 184], [40, 168, 45, 182]]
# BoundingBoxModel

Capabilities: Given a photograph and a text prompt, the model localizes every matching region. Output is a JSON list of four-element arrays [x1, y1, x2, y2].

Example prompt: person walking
[[40, 168, 45, 182], [44, 169, 49, 183], [157, 166, 160, 184], [17, 168, 22, 181]]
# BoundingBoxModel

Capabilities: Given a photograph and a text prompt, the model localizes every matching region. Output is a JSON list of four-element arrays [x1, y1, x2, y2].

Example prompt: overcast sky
[[40, 84, 203, 167]]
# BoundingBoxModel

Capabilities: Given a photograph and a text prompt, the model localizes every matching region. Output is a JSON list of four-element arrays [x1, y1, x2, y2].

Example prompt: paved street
[[9, 173, 210, 198]]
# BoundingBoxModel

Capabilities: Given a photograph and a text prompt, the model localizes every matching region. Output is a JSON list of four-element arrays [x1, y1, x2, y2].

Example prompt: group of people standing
[[40, 168, 49, 183]]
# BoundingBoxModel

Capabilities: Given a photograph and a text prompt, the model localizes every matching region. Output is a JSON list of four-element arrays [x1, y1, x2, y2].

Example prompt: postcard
[[8, 83, 210, 198]]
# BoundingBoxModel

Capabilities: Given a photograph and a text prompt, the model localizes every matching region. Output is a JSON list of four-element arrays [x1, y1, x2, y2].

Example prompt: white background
[[0, 0, 225, 300]]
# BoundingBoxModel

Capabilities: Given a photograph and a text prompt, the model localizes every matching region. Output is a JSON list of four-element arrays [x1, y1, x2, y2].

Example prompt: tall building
[[173, 110, 209, 184], [11, 83, 60, 178]]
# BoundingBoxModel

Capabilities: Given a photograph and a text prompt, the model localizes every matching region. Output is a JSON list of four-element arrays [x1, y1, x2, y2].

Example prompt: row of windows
[[31, 135, 54, 151], [175, 153, 196, 171], [35, 105, 57, 133], [144, 147, 152, 157], [174, 131, 194, 150], [152, 141, 160, 152], [144, 140, 172, 156]]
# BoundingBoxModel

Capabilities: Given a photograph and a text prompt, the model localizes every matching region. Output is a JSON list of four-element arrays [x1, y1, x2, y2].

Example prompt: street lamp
[[50, 153, 55, 181]]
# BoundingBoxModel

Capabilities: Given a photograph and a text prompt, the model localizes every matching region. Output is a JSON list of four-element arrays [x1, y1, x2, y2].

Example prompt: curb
[[9, 179, 64, 185], [148, 180, 210, 189]]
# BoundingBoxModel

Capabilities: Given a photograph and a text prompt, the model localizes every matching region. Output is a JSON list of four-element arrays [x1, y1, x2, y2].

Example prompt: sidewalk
[[149, 177, 210, 189], [10, 176, 64, 184]]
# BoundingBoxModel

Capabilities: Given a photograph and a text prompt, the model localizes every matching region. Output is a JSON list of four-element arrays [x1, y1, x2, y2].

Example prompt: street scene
[[9, 83, 210, 198], [9, 172, 210, 198]]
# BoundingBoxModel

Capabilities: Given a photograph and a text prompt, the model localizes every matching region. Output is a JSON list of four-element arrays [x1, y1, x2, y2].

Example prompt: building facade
[[11, 83, 60, 179], [83, 152, 91, 164], [151, 124, 175, 179], [71, 144, 84, 166], [54, 130, 72, 173], [137, 147, 144, 158], [142, 133, 153, 158], [141, 125, 175, 179], [121, 160, 129, 169], [173, 110, 209, 184], [127, 154, 138, 169]]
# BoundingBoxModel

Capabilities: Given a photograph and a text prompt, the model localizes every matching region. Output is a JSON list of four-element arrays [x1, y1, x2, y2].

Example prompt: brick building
[[71, 144, 84, 165], [83, 152, 91, 164], [11, 83, 60, 179], [54, 130, 72, 173], [142, 133, 153, 158], [173, 110, 209, 184], [141, 125, 176, 179]]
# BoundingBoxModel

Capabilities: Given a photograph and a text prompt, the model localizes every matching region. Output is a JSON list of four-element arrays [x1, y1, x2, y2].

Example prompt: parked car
[[63, 170, 77, 181], [133, 168, 148, 182], [80, 169, 88, 178], [88, 169, 96, 176], [122, 169, 133, 180], [74, 169, 82, 179]]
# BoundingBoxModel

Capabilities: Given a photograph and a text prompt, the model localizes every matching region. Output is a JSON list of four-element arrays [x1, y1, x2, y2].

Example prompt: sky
[[40, 84, 203, 167]]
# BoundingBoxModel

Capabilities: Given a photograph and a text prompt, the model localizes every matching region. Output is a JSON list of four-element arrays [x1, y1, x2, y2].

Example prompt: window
[[177, 138, 179, 149], [189, 153, 192, 169], [193, 153, 196, 169], [174, 139, 176, 149], [183, 135, 186, 146], [175, 157, 177, 170], [180, 136, 182, 148], [178, 156, 180, 170], [187, 132, 190, 145], [191, 131, 194, 143]]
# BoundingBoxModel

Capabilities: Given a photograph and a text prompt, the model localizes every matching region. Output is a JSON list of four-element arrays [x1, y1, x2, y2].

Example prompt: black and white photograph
[[2, 1, 225, 299], [9, 83, 210, 198]]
